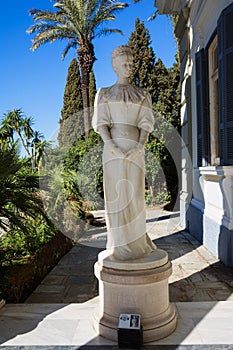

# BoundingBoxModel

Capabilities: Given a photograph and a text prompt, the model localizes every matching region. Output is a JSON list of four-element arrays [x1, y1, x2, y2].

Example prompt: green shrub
[[0, 214, 56, 266], [64, 129, 104, 210]]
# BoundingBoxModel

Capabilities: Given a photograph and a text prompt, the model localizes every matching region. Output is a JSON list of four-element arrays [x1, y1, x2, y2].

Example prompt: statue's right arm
[[98, 125, 112, 143], [98, 126, 125, 157]]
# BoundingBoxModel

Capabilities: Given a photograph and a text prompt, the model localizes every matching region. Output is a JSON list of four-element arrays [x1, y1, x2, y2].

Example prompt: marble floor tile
[[25, 293, 64, 303], [149, 318, 203, 345], [176, 301, 233, 319], [40, 275, 68, 285], [194, 317, 233, 344], [1, 301, 233, 346], [71, 319, 116, 346], [1, 319, 79, 346]]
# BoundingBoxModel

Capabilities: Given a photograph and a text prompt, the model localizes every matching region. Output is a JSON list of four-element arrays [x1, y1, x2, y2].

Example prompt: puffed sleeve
[[92, 88, 110, 133], [137, 91, 154, 133]]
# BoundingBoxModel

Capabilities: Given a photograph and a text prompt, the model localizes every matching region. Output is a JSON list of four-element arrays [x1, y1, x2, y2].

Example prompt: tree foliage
[[0, 148, 50, 234], [38, 130, 103, 242], [61, 58, 83, 122], [40, 163, 86, 240], [64, 130, 103, 210], [58, 61, 97, 147], [58, 58, 84, 147], [0, 109, 33, 156], [128, 18, 181, 207], [128, 18, 155, 94], [89, 69, 97, 108], [0, 109, 49, 171]]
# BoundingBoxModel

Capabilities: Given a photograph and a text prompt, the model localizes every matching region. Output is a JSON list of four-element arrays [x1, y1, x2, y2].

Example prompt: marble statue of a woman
[[92, 45, 157, 260]]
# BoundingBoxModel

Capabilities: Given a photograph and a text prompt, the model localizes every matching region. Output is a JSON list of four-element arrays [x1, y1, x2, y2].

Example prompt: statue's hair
[[111, 45, 133, 61], [111, 45, 133, 73]]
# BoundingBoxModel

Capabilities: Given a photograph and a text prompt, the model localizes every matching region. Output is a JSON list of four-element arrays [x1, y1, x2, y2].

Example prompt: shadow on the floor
[[146, 211, 180, 224], [169, 260, 233, 302], [0, 304, 67, 347], [24, 244, 103, 304], [152, 230, 201, 262], [152, 226, 233, 302], [87, 209, 180, 227]]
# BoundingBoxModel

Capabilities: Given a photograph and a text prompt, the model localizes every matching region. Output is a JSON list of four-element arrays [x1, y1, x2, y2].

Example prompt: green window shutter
[[218, 2, 233, 165], [195, 49, 210, 166]]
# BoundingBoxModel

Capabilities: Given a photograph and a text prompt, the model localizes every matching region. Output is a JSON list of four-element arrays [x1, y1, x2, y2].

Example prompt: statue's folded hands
[[125, 143, 144, 159]]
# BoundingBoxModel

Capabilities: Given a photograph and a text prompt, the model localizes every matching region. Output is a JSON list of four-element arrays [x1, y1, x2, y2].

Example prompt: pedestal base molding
[[94, 249, 177, 343]]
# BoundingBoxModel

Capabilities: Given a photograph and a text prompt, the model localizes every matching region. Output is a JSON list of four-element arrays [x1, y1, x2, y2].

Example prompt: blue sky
[[0, 0, 176, 142]]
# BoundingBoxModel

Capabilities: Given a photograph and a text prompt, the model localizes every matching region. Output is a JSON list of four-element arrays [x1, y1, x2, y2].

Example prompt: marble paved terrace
[[1, 209, 233, 348]]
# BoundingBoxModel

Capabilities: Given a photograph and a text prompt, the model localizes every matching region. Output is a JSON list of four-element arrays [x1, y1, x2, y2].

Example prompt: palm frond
[[0, 148, 50, 233], [27, 9, 60, 26], [148, 9, 159, 21], [27, 0, 128, 53], [92, 1, 128, 24], [62, 41, 77, 59], [95, 28, 124, 37]]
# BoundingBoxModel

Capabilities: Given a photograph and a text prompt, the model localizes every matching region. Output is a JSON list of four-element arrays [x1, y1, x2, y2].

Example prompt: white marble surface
[[97, 248, 168, 270], [94, 249, 175, 342], [1, 299, 233, 346], [92, 45, 157, 261]]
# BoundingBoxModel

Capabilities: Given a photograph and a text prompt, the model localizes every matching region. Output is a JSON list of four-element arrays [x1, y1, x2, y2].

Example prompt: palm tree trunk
[[17, 129, 31, 156], [78, 41, 95, 139], [80, 69, 90, 139]]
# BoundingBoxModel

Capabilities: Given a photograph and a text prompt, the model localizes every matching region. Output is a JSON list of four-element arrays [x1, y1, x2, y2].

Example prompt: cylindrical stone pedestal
[[94, 249, 177, 343]]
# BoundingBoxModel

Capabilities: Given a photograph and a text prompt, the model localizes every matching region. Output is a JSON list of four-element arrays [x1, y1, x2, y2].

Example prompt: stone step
[[1, 299, 233, 347]]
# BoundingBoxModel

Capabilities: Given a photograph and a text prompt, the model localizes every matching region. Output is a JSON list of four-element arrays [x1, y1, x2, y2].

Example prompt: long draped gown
[[92, 84, 157, 260]]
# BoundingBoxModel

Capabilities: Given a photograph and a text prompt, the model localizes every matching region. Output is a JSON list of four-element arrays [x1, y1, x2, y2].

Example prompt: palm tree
[[0, 147, 47, 233], [0, 122, 14, 149], [1, 109, 34, 156], [27, 0, 128, 138], [22, 116, 34, 141], [0, 113, 16, 149], [31, 130, 51, 170]]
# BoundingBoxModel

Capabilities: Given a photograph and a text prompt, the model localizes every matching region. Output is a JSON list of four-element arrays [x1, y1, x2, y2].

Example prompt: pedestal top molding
[[98, 249, 168, 271]]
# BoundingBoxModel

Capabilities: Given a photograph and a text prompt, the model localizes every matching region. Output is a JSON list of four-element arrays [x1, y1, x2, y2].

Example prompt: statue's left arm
[[126, 91, 154, 158]]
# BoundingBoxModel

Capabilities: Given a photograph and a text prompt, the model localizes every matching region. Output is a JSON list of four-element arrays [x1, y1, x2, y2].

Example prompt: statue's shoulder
[[99, 85, 114, 94], [97, 86, 114, 101], [97, 84, 149, 104], [132, 85, 148, 98]]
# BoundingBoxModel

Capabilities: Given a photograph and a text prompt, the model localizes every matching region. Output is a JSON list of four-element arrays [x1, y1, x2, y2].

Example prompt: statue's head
[[111, 45, 133, 77]]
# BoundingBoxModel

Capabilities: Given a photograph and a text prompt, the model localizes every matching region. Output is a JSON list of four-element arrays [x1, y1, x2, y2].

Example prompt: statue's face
[[113, 54, 133, 78]]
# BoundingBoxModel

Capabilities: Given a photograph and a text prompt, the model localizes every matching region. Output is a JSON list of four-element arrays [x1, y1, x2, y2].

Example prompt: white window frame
[[208, 35, 220, 166]]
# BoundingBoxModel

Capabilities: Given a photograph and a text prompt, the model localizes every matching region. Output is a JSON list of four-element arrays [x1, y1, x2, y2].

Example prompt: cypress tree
[[58, 58, 84, 146], [167, 54, 181, 131], [61, 58, 83, 121], [127, 19, 181, 209], [128, 18, 155, 93], [150, 55, 181, 210], [151, 58, 169, 113], [151, 55, 180, 130]]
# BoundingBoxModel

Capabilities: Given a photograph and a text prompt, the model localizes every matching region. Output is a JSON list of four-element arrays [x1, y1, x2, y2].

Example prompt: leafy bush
[[0, 147, 60, 267], [0, 148, 51, 233], [145, 189, 171, 207], [0, 214, 56, 266], [64, 129, 104, 210]]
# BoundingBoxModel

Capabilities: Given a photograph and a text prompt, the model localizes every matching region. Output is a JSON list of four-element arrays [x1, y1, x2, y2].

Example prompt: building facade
[[155, 0, 233, 266]]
